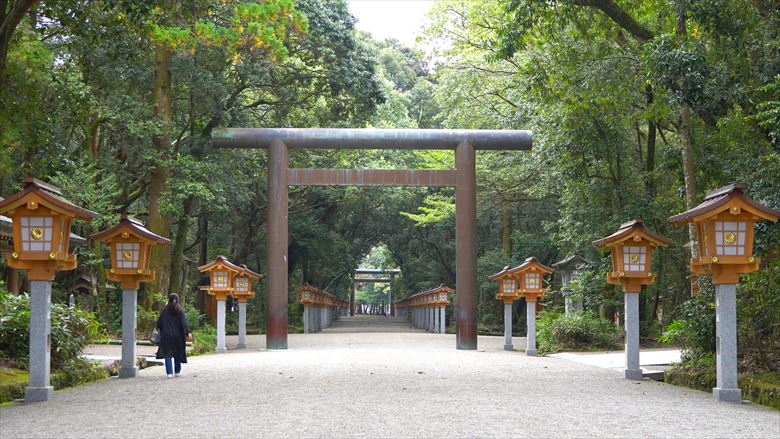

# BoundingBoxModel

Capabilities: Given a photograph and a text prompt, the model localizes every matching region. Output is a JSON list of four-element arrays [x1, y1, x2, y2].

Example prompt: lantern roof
[[90, 215, 170, 244], [297, 283, 335, 298], [236, 264, 262, 280], [198, 255, 243, 273], [0, 177, 98, 220], [551, 254, 590, 271], [488, 257, 553, 280], [669, 183, 779, 225], [592, 219, 672, 249]]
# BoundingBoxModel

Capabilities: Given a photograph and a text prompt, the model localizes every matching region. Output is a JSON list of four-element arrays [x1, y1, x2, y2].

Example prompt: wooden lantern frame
[[198, 256, 243, 301], [91, 216, 170, 289], [0, 178, 97, 280], [490, 257, 553, 303], [233, 264, 263, 303], [593, 219, 671, 292], [669, 184, 779, 284]]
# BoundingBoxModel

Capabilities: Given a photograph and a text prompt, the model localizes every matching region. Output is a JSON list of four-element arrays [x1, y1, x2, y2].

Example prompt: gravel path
[[1, 316, 777, 438]]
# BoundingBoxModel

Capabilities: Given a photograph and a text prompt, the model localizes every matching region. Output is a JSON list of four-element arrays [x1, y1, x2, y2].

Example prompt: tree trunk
[[168, 195, 194, 294], [501, 194, 512, 258], [0, 0, 39, 81], [146, 44, 173, 309], [197, 214, 208, 313], [645, 84, 656, 198], [676, 0, 699, 259]]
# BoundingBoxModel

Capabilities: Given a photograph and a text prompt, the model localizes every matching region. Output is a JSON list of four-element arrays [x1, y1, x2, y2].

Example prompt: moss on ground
[[0, 361, 109, 404], [665, 365, 780, 411]]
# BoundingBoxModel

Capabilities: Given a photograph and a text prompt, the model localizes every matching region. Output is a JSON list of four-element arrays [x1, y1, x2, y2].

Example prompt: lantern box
[[593, 219, 671, 291], [488, 266, 520, 303], [669, 184, 779, 284], [91, 216, 170, 289], [198, 256, 243, 301], [0, 178, 97, 280], [233, 264, 262, 303], [490, 257, 553, 302]]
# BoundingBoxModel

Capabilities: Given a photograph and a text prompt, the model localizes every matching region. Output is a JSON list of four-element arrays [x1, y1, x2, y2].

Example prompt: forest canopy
[[1, 0, 778, 370]]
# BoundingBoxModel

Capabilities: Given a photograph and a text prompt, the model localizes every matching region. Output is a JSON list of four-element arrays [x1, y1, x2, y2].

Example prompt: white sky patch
[[347, 0, 435, 47]]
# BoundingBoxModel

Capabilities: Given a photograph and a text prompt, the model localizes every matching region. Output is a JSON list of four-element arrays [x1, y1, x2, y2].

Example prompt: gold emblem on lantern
[[630, 255, 639, 263], [30, 227, 44, 240], [122, 250, 133, 260], [724, 232, 737, 245], [217, 277, 224, 283]]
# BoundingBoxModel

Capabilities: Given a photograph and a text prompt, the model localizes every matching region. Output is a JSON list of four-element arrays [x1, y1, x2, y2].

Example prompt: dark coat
[[155, 306, 190, 363]]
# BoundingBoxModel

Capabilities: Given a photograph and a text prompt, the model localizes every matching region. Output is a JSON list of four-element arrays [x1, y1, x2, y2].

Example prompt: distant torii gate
[[352, 268, 401, 316], [213, 128, 533, 350]]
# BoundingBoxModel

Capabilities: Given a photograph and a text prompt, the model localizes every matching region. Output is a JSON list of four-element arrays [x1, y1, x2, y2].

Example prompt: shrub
[[0, 290, 100, 370], [660, 287, 716, 362], [189, 324, 216, 356], [183, 303, 204, 332], [536, 311, 621, 355]]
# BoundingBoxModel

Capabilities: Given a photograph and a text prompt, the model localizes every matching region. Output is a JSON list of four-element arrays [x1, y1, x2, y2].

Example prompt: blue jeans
[[164, 356, 181, 375]]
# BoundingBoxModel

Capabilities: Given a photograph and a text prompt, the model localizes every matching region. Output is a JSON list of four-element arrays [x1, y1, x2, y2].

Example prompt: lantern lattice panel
[[212, 271, 229, 288], [115, 242, 140, 269], [20, 216, 53, 252], [714, 221, 746, 256], [622, 246, 647, 272]]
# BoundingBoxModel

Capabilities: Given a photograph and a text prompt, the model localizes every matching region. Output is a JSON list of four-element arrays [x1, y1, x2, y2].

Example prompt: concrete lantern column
[[428, 307, 434, 332], [526, 300, 537, 356], [237, 302, 248, 349], [714, 284, 741, 403], [624, 291, 642, 380], [303, 306, 310, 333], [26, 280, 53, 402], [504, 303, 513, 351], [216, 299, 227, 353], [321, 306, 328, 329], [433, 307, 439, 333], [118, 289, 138, 378], [439, 307, 446, 334]]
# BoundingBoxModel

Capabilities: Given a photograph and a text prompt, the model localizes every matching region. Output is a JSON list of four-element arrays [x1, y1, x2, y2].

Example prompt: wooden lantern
[[489, 266, 520, 304], [0, 178, 97, 280], [91, 216, 170, 289], [669, 184, 779, 284], [233, 264, 262, 303], [593, 219, 671, 292], [198, 255, 242, 301]]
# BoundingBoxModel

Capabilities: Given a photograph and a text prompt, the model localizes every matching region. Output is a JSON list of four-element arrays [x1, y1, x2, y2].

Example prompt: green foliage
[[0, 290, 100, 370], [737, 261, 780, 372], [400, 195, 455, 226], [536, 311, 621, 355], [183, 303, 205, 332], [660, 287, 716, 363], [0, 359, 109, 404], [190, 324, 217, 356]]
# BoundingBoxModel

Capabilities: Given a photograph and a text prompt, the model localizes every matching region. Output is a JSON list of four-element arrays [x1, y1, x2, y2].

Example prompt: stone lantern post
[[198, 256, 241, 353], [593, 220, 670, 380], [489, 266, 521, 350], [0, 178, 97, 402], [670, 183, 778, 402], [232, 265, 262, 349], [91, 216, 170, 378]]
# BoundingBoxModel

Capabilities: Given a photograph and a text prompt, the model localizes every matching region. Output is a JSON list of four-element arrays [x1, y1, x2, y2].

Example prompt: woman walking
[[156, 293, 192, 378]]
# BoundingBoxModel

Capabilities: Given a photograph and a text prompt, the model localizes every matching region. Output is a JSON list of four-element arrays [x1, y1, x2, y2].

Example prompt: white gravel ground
[[1, 316, 778, 438]]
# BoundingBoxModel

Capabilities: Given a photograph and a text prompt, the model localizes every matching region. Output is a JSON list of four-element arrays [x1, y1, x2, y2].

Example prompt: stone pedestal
[[303, 306, 310, 333], [321, 307, 328, 330], [118, 289, 138, 378], [526, 300, 536, 356], [428, 307, 434, 332], [624, 291, 642, 380], [216, 299, 227, 353], [504, 303, 513, 350], [237, 302, 247, 349], [439, 307, 446, 334], [26, 280, 53, 402], [714, 284, 741, 403]]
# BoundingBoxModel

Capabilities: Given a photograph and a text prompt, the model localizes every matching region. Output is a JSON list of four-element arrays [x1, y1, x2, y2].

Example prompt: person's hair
[[165, 293, 182, 314]]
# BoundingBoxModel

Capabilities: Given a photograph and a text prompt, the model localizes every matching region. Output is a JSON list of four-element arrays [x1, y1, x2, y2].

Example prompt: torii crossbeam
[[212, 128, 533, 350]]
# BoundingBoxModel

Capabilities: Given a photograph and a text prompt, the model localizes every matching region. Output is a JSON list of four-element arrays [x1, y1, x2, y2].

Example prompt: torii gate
[[213, 128, 532, 350], [353, 268, 401, 316]]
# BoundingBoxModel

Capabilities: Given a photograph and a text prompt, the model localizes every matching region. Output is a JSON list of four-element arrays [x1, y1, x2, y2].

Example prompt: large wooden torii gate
[[213, 128, 532, 350]]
